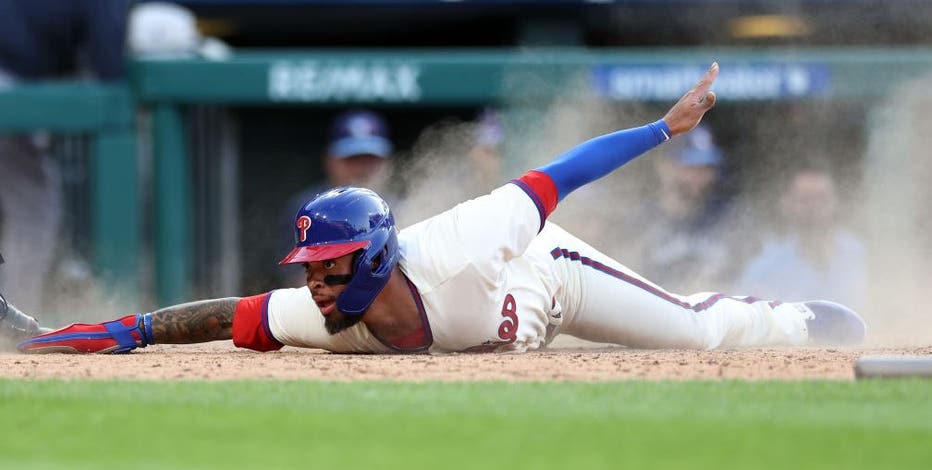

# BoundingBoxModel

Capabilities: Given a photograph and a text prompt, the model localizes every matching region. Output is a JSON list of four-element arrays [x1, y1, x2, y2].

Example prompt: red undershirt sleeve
[[232, 292, 284, 352], [511, 170, 559, 231]]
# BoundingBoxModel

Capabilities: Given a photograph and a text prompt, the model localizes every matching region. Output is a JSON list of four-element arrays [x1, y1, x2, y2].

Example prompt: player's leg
[[16, 298, 238, 354], [0, 299, 48, 351], [564, 267, 807, 349], [545, 225, 860, 348], [0, 137, 63, 314]]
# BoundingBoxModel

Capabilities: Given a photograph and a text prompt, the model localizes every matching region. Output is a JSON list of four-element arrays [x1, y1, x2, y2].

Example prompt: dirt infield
[[1, 342, 929, 381]]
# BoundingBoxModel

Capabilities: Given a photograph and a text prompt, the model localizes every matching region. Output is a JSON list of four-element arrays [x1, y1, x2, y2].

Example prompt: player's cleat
[[799, 300, 867, 345], [18, 313, 153, 354]]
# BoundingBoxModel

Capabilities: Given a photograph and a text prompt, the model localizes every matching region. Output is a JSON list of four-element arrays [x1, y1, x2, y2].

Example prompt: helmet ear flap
[[336, 227, 398, 315], [372, 229, 397, 278]]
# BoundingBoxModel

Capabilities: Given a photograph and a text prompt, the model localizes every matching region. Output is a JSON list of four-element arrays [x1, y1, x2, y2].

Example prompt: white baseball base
[[855, 356, 932, 379]]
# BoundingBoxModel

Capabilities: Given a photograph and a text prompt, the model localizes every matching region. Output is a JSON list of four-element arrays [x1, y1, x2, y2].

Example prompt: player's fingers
[[663, 63, 719, 136], [693, 62, 719, 101], [702, 91, 717, 109]]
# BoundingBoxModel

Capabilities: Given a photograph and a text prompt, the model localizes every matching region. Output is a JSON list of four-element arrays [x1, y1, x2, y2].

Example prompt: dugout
[[124, 48, 931, 311], [2, 48, 930, 327]]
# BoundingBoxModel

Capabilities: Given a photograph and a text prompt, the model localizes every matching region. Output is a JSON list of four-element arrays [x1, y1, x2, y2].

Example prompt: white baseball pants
[[539, 224, 809, 349]]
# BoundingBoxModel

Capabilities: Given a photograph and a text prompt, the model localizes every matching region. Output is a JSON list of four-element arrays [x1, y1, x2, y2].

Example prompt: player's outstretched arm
[[17, 297, 239, 354], [148, 298, 237, 343], [521, 63, 720, 208]]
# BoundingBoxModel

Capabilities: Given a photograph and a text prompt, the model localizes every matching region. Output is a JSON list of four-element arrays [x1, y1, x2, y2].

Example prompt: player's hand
[[661, 62, 719, 137]]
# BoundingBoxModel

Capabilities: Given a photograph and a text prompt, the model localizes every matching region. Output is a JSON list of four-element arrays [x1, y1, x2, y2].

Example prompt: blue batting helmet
[[279, 187, 398, 315]]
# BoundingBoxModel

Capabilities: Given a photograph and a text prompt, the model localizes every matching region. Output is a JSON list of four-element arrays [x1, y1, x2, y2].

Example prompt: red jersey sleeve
[[512, 170, 559, 231], [232, 292, 284, 352]]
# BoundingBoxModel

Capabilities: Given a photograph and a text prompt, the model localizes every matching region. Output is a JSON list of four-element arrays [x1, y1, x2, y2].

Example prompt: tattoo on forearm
[[149, 298, 239, 344]]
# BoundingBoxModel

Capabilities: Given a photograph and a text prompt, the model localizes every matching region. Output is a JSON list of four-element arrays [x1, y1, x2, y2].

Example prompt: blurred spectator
[[128, 2, 231, 60], [0, 0, 129, 313], [396, 108, 506, 226], [286, 109, 395, 210], [735, 165, 866, 309], [466, 108, 506, 192], [280, 109, 396, 286], [0, 0, 128, 81], [625, 124, 747, 294]]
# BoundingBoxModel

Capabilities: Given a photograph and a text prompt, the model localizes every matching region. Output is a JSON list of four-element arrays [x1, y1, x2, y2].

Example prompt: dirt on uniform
[[1, 341, 929, 381]]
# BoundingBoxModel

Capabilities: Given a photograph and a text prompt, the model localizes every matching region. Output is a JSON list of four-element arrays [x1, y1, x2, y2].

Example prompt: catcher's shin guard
[[0, 252, 46, 349], [18, 313, 154, 354], [0, 299, 45, 350]]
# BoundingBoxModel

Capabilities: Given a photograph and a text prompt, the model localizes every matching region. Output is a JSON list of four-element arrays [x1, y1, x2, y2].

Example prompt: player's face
[[304, 252, 364, 335], [673, 164, 717, 200], [326, 154, 387, 187], [657, 157, 717, 202], [468, 145, 502, 185], [781, 171, 838, 230]]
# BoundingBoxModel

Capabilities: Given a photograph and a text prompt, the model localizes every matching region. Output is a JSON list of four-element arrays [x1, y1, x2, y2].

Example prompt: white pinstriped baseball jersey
[[253, 179, 810, 354], [263, 182, 560, 353]]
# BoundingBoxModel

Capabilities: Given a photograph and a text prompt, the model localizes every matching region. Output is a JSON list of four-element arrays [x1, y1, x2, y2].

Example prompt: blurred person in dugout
[[0, 0, 129, 313], [128, 2, 231, 60], [281, 109, 397, 285], [624, 124, 749, 294], [734, 164, 867, 311], [397, 108, 506, 225], [286, 109, 397, 213], [467, 108, 506, 191]]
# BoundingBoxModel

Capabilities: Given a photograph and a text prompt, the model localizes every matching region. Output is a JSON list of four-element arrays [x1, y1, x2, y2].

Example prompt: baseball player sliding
[[6, 63, 866, 355]]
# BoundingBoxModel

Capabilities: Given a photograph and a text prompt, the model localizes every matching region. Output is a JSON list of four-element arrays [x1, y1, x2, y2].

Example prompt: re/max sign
[[268, 61, 422, 103]]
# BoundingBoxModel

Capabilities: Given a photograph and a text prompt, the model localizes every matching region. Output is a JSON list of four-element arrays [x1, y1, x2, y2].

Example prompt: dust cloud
[[14, 69, 932, 349], [393, 69, 932, 347], [860, 74, 932, 346]]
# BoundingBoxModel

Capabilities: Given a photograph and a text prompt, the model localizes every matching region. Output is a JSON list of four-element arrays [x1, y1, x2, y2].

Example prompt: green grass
[[0, 380, 930, 470]]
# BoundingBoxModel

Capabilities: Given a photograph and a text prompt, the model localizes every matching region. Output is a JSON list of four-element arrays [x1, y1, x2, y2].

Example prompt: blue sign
[[592, 63, 832, 100]]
